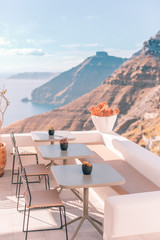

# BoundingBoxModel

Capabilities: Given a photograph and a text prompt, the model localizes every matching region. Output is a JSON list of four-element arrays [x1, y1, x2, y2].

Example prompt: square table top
[[51, 163, 125, 189], [38, 143, 94, 161], [30, 131, 75, 143]]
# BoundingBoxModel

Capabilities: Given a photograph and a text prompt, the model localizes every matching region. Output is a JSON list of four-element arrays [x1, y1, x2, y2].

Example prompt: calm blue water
[[1, 78, 54, 127]]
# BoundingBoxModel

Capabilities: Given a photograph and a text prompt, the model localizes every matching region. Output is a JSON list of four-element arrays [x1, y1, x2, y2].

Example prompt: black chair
[[14, 147, 50, 211], [21, 167, 68, 240], [10, 132, 39, 184]]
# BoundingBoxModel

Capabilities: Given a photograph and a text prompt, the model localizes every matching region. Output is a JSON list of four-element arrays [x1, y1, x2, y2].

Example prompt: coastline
[[1, 78, 54, 127]]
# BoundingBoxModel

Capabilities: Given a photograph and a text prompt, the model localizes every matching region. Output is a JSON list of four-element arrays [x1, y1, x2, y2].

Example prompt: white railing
[[2, 130, 103, 170]]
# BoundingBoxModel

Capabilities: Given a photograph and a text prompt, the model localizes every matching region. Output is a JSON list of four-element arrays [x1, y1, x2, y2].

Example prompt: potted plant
[[89, 102, 119, 133], [0, 87, 9, 176], [60, 137, 68, 151], [82, 161, 92, 175], [48, 125, 55, 135]]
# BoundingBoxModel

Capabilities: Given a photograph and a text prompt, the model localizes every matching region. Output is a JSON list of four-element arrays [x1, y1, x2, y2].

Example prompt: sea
[[0, 77, 54, 127]]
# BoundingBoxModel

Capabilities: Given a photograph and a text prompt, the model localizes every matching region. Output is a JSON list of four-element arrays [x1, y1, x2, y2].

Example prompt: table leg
[[63, 159, 67, 165], [83, 188, 88, 216], [70, 188, 103, 240], [63, 216, 82, 226], [71, 189, 83, 202], [71, 218, 85, 240], [70, 188, 88, 239], [46, 160, 57, 169], [90, 216, 103, 226], [87, 215, 103, 235]]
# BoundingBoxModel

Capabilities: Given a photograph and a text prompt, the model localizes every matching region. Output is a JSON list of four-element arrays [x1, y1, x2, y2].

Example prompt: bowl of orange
[[82, 161, 92, 175]]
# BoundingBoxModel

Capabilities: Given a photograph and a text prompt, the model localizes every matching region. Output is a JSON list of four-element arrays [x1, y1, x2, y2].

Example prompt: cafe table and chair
[[51, 163, 125, 240], [31, 130, 76, 168], [38, 143, 95, 200]]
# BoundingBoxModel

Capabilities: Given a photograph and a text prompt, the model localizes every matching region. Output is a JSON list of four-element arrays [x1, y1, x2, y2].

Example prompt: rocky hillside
[[103, 54, 160, 88], [31, 52, 126, 107], [2, 31, 160, 156], [121, 112, 160, 156], [2, 83, 159, 134], [1, 83, 133, 133]]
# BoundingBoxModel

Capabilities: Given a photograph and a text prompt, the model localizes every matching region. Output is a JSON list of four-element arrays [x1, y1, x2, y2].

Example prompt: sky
[[0, 0, 160, 73]]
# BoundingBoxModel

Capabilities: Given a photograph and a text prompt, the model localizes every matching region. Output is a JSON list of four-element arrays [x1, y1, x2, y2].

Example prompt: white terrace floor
[[1, 168, 160, 240]]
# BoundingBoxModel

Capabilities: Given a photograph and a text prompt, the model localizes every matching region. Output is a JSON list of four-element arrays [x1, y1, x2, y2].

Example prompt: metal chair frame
[[14, 147, 50, 211], [10, 132, 39, 184], [21, 168, 68, 240]]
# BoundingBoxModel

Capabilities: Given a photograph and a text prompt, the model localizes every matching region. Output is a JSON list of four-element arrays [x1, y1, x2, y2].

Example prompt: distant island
[[21, 97, 30, 102], [8, 72, 61, 79]]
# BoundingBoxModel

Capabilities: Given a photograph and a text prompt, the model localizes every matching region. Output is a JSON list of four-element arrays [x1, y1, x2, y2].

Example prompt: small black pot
[[48, 129, 55, 135], [60, 143, 68, 151], [82, 165, 92, 175]]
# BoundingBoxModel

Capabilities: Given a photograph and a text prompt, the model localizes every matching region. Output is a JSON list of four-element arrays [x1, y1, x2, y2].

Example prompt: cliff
[[31, 52, 126, 106]]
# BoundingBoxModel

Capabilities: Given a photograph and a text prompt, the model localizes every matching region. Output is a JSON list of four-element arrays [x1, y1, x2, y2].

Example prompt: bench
[[79, 140, 160, 239], [80, 143, 159, 196]]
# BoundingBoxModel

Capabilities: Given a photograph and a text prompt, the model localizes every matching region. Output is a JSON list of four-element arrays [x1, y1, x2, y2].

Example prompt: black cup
[[48, 129, 55, 135], [60, 143, 68, 151], [82, 165, 92, 175]]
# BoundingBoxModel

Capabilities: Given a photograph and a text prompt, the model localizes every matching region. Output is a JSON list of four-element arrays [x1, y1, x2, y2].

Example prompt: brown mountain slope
[[31, 51, 126, 106], [2, 83, 160, 134], [2, 83, 123, 133], [121, 114, 160, 156], [122, 115, 160, 145]]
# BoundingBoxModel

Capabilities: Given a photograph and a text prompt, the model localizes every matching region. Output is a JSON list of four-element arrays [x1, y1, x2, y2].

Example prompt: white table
[[39, 143, 95, 201], [51, 163, 125, 240], [38, 143, 94, 165], [30, 131, 75, 145]]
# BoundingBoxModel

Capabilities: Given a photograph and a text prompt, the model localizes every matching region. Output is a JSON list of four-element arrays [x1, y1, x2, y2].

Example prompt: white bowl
[[91, 114, 117, 133]]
